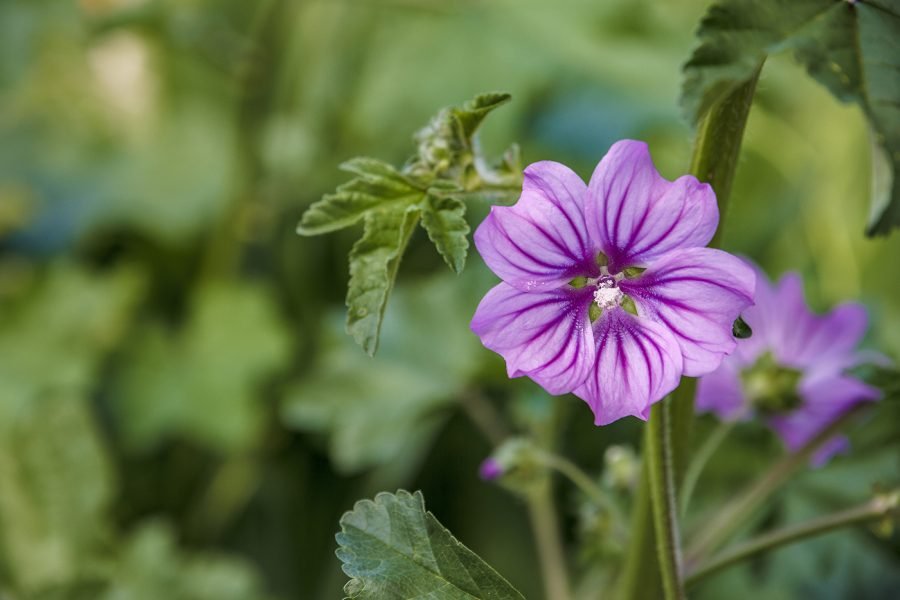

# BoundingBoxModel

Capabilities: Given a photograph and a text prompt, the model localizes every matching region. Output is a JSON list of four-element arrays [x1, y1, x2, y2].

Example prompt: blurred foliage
[[0, 0, 898, 598]]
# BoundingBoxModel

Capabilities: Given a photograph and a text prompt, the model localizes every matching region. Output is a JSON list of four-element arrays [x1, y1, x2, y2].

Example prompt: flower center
[[741, 352, 803, 414], [593, 278, 623, 310]]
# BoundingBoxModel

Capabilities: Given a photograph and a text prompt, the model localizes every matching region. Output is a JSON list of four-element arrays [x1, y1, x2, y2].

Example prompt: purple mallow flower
[[471, 140, 755, 425], [697, 266, 882, 465]]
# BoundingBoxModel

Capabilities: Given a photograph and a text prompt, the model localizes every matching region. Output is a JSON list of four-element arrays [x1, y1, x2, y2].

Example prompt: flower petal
[[767, 374, 880, 465], [695, 358, 746, 420], [573, 308, 682, 426], [471, 282, 594, 394], [753, 273, 871, 374], [621, 247, 755, 377], [584, 140, 718, 271], [474, 161, 594, 291]]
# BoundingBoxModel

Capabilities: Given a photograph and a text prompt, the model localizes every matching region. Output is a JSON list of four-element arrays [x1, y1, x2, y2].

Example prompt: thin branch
[[686, 490, 900, 585], [685, 402, 871, 565]]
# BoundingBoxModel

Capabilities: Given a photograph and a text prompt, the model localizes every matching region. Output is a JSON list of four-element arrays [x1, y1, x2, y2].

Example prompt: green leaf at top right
[[681, 0, 900, 236]]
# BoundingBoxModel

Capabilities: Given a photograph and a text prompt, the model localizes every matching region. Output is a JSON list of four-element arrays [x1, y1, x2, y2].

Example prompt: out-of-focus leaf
[[297, 159, 424, 235], [0, 263, 143, 416], [0, 393, 113, 595], [681, 0, 900, 236], [98, 521, 269, 600], [346, 205, 420, 356], [336, 490, 525, 600], [282, 270, 483, 473], [113, 281, 290, 453], [421, 194, 470, 274]]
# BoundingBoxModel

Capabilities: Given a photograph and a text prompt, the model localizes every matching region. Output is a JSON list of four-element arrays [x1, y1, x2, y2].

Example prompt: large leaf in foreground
[[681, 0, 900, 235], [336, 490, 524, 600]]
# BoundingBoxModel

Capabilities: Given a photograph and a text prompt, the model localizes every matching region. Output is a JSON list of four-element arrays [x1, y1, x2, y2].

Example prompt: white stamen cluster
[[593, 280, 623, 310]]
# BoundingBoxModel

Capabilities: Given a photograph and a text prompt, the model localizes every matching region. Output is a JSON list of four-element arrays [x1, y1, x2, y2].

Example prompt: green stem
[[535, 450, 629, 542], [646, 398, 686, 600], [679, 419, 738, 516], [527, 484, 573, 600], [684, 403, 869, 565], [686, 490, 900, 585], [616, 65, 762, 600]]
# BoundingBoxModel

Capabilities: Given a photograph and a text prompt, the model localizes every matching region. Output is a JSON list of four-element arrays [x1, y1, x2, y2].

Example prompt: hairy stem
[[686, 490, 900, 585], [616, 65, 762, 600], [646, 398, 686, 600], [685, 403, 869, 565]]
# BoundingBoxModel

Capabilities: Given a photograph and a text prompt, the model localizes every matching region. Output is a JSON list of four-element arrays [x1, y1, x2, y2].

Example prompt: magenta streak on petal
[[471, 283, 595, 395], [572, 308, 682, 426], [524, 169, 590, 254], [621, 247, 755, 377]]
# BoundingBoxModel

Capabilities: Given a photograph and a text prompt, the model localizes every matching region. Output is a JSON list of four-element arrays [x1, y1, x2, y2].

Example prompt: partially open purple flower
[[471, 140, 754, 425], [697, 266, 882, 465]]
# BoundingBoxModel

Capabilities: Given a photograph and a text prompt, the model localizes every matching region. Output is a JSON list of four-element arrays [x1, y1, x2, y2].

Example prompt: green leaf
[[0, 393, 114, 595], [421, 194, 470, 273], [98, 522, 269, 600], [113, 281, 290, 453], [681, 0, 900, 235], [455, 92, 512, 140], [282, 270, 483, 474], [297, 159, 423, 236], [335, 490, 525, 600], [346, 205, 420, 355]]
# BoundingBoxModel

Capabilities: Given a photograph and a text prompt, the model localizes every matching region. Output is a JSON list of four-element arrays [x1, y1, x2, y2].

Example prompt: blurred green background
[[1, 0, 898, 598]]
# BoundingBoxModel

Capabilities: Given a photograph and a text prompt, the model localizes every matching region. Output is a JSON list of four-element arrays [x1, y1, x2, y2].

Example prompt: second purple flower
[[471, 140, 755, 425]]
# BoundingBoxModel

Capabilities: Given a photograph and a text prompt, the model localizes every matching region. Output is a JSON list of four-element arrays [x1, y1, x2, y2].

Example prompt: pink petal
[[695, 358, 746, 420], [471, 283, 595, 395], [621, 247, 755, 377], [573, 308, 683, 426], [474, 161, 594, 292], [768, 374, 880, 465], [755, 273, 871, 373], [584, 140, 718, 272]]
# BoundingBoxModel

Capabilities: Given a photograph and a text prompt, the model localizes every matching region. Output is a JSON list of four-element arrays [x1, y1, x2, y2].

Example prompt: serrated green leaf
[[346, 206, 420, 355], [421, 194, 470, 273], [336, 490, 525, 600], [681, 0, 900, 235], [297, 159, 423, 236]]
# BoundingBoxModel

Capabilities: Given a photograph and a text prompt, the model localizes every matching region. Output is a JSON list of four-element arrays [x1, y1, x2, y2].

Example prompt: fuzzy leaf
[[421, 194, 470, 273], [346, 206, 420, 355], [297, 159, 423, 235], [681, 0, 900, 235], [335, 490, 525, 600]]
